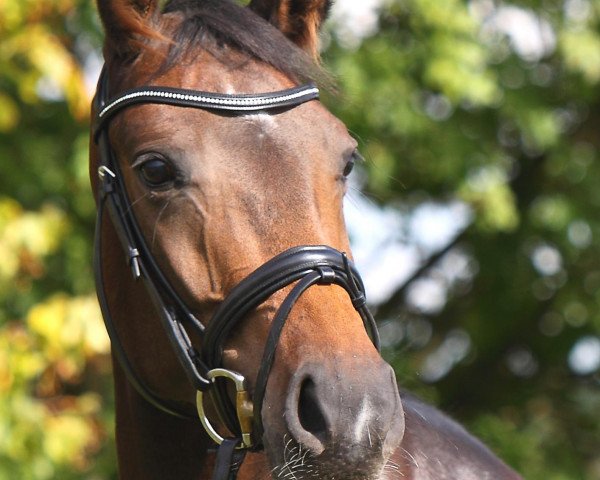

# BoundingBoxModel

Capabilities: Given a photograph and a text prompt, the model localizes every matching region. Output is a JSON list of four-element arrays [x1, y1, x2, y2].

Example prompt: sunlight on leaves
[[27, 294, 109, 367], [0, 0, 90, 119], [458, 166, 519, 232], [560, 28, 600, 84], [0, 93, 20, 132], [0, 198, 69, 292]]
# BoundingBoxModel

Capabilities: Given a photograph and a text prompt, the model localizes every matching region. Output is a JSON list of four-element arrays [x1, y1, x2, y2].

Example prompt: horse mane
[[160, 0, 333, 88]]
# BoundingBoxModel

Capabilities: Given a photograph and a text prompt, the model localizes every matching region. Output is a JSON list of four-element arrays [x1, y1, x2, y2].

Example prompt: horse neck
[[112, 360, 214, 479], [112, 359, 272, 479]]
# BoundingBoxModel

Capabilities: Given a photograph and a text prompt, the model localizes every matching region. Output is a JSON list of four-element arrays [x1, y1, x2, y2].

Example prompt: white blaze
[[353, 396, 373, 444]]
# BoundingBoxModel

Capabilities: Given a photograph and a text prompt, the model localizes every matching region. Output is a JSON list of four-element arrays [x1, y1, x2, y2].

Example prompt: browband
[[94, 83, 319, 138]]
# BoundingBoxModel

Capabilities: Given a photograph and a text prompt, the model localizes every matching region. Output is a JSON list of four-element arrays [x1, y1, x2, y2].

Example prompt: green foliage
[[0, 1, 115, 478], [325, 0, 600, 477], [1, 0, 598, 478]]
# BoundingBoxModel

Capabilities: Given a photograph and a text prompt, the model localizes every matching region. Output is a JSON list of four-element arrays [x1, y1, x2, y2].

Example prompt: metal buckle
[[196, 369, 254, 449], [98, 165, 116, 179]]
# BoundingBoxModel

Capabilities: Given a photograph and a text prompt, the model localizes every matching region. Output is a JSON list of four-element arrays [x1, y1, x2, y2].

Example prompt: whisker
[[347, 128, 367, 146], [300, 447, 310, 467], [128, 192, 151, 211], [382, 458, 407, 479], [401, 447, 420, 469]]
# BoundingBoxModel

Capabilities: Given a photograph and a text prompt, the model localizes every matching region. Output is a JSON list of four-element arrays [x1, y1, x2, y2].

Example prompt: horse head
[[90, 1, 404, 478]]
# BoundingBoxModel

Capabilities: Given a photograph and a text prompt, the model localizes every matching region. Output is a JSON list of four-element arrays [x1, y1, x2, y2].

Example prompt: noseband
[[93, 68, 379, 479]]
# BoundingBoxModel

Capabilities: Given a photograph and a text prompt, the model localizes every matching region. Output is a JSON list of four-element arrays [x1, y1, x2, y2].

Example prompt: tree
[[0, 1, 116, 478], [325, 1, 600, 478], [1, 1, 597, 478]]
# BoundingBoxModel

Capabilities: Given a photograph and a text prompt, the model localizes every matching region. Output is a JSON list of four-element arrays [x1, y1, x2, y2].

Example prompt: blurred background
[[1, 0, 599, 478]]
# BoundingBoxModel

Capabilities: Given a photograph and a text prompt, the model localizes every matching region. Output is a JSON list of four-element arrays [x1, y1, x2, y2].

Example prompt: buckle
[[97, 166, 116, 197], [98, 165, 116, 180], [196, 369, 254, 449]]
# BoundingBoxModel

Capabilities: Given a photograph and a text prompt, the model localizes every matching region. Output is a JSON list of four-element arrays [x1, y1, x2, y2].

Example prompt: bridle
[[93, 66, 380, 478], [92, 67, 380, 479]]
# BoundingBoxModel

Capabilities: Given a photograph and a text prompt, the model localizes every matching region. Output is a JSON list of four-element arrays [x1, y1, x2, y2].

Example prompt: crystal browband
[[94, 83, 319, 137]]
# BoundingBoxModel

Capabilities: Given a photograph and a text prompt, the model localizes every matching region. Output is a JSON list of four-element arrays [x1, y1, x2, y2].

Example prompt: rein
[[93, 67, 379, 479]]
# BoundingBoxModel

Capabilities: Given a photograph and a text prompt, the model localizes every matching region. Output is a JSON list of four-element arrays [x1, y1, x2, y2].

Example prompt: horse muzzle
[[265, 358, 405, 479]]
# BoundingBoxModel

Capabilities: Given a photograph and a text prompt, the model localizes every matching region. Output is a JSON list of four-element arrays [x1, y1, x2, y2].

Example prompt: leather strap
[[95, 127, 212, 393], [94, 195, 197, 419], [201, 246, 379, 443], [94, 81, 319, 140], [251, 271, 324, 442], [212, 439, 245, 480]]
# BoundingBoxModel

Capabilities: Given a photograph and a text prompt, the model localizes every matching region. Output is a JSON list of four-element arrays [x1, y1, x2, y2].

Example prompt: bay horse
[[90, 0, 522, 478]]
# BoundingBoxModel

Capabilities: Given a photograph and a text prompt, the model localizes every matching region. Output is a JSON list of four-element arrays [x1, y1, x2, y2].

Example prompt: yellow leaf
[[0, 92, 20, 131]]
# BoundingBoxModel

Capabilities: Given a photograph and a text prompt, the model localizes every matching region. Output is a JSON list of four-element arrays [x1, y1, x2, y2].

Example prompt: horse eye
[[343, 150, 363, 178], [138, 157, 176, 188], [343, 158, 355, 177]]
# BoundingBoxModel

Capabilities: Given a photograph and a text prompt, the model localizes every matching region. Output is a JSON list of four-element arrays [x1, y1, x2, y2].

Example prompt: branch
[[373, 225, 470, 319]]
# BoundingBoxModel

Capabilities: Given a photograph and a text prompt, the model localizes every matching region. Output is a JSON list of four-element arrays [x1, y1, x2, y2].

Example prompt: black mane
[[162, 0, 331, 87]]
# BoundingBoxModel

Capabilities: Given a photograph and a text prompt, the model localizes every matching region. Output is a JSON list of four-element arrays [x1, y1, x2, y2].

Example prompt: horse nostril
[[298, 378, 328, 444]]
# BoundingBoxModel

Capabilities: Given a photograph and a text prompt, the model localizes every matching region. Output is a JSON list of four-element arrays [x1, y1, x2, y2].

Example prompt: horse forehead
[[162, 46, 295, 90], [241, 112, 278, 133], [114, 50, 350, 161]]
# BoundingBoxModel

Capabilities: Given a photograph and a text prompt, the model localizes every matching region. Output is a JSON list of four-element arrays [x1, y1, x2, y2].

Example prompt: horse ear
[[248, 0, 332, 58], [96, 0, 163, 59]]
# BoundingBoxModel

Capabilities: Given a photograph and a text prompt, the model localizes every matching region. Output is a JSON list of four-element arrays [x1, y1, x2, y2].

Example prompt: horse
[[89, 0, 522, 479]]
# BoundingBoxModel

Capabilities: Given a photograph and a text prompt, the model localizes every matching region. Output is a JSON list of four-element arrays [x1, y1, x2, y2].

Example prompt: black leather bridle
[[92, 67, 380, 479]]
